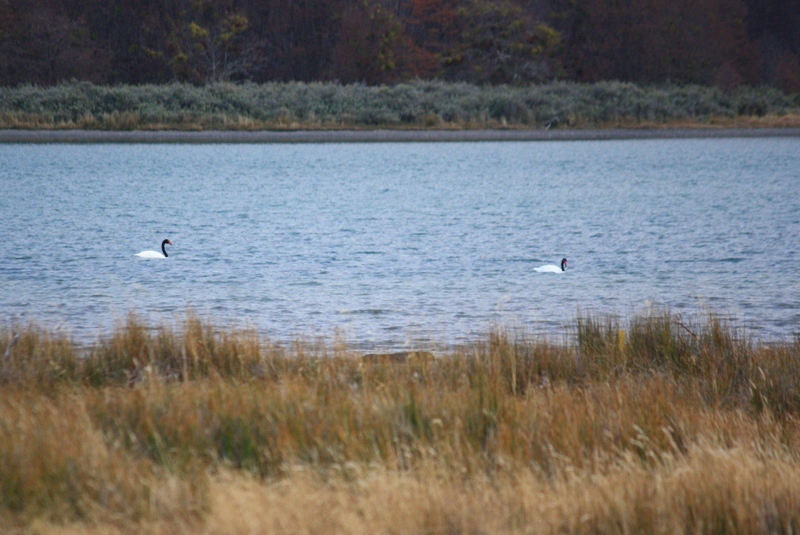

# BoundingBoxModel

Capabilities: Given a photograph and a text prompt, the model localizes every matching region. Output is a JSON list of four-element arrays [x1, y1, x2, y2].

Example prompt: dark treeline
[[1, 0, 798, 92]]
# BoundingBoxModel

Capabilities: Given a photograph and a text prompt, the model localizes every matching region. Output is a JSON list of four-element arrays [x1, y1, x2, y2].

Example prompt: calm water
[[1, 138, 799, 347]]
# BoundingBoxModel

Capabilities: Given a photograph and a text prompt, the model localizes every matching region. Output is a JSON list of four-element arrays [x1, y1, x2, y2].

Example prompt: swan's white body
[[534, 264, 563, 273], [534, 258, 567, 273], [136, 239, 172, 259], [135, 250, 167, 259]]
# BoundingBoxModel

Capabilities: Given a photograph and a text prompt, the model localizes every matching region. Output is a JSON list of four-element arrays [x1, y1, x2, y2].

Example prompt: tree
[[332, 0, 423, 84], [741, 0, 800, 89], [444, 0, 561, 84], [0, 2, 24, 84], [404, 0, 459, 77], [0, 0, 791, 88], [76, 0, 177, 84], [242, 0, 347, 82], [0, 0, 107, 85], [550, 0, 759, 87], [163, 0, 264, 82], [775, 50, 800, 93]]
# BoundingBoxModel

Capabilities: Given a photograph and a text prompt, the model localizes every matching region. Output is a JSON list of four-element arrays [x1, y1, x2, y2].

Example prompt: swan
[[534, 258, 567, 273], [135, 239, 172, 259]]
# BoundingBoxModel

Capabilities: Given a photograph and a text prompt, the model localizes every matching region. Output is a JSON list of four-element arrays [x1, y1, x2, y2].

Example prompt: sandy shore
[[1, 127, 799, 143]]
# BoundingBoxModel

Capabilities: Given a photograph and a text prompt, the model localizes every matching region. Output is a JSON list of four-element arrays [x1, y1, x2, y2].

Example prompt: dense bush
[[1, 81, 798, 130]]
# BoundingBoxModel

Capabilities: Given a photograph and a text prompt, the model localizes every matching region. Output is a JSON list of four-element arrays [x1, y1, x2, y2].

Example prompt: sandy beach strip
[[1, 127, 799, 143]]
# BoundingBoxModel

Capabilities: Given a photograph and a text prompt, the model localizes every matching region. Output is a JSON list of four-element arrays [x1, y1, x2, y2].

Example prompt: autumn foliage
[[0, 0, 798, 90]]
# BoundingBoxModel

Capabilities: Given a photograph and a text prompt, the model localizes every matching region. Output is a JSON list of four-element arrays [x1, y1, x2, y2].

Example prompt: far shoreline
[[2, 126, 800, 143]]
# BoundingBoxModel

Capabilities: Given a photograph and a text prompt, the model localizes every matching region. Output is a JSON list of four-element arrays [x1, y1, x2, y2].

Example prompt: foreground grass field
[[1, 311, 800, 533], [2, 80, 799, 132]]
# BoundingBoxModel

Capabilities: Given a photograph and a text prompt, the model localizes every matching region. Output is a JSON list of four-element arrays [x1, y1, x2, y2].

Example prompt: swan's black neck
[[561, 258, 567, 271], [161, 239, 170, 257]]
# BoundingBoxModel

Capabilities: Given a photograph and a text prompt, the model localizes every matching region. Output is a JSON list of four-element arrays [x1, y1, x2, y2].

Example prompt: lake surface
[[1, 137, 799, 347]]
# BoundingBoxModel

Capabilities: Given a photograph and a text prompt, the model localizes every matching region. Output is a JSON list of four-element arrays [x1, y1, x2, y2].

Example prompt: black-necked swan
[[534, 258, 567, 273], [135, 239, 172, 259]]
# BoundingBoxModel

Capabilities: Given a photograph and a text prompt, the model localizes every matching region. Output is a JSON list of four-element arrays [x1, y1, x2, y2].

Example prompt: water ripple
[[1, 138, 799, 345]]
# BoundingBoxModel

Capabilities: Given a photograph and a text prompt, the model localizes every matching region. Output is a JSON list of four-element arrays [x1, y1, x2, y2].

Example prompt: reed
[[1, 310, 800, 532], [1, 81, 798, 131], [0, 388, 207, 526], [192, 442, 800, 535]]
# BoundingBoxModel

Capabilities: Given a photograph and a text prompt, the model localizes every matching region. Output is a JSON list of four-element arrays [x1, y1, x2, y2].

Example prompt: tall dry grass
[[198, 444, 800, 535], [1, 310, 800, 532], [0, 388, 207, 527]]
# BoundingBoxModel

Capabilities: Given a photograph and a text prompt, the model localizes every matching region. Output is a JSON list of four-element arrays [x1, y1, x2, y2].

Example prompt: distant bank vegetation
[[1, 80, 799, 131]]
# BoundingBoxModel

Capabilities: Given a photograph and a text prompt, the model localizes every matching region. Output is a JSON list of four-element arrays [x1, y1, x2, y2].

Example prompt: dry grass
[[1, 310, 800, 533], [197, 446, 800, 535], [595, 113, 800, 130], [0, 388, 207, 529], [4, 113, 800, 132]]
